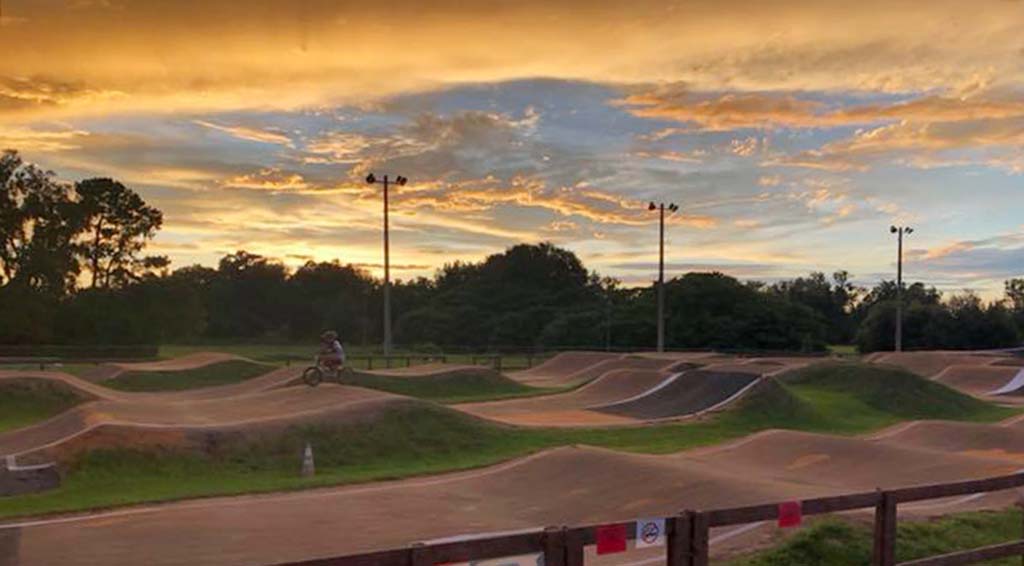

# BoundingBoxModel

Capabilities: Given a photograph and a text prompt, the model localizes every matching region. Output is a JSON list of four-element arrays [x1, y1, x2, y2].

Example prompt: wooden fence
[[271, 471, 1024, 566]]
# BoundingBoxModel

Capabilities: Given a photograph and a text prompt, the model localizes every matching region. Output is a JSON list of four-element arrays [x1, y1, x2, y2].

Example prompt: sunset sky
[[2, 1, 1022, 295]]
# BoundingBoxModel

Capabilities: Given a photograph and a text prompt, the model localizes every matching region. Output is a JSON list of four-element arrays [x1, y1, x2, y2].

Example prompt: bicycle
[[302, 357, 354, 387]]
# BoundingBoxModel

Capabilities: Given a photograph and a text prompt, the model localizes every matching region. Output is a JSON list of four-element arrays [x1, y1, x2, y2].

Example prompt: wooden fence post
[[667, 511, 694, 566], [691, 511, 709, 566], [410, 542, 432, 566], [873, 490, 897, 566], [543, 526, 567, 566], [564, 527, 584, 566]]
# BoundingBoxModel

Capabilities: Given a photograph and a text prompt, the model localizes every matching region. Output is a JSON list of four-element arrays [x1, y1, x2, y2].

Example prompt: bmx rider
[[318, 330, 346, 373]]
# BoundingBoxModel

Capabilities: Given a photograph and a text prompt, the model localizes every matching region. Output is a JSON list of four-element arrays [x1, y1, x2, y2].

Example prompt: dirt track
[[596, 370, 760, 420], [0, 365, 302, 403], [456, 369, 668, 425], [0, 381, 396, 462], [6, 422, 1024, 566], [871, 351, 997, 377], [932, 364, 1024, 398], [4, 351, 1024, 565], [80, 352, 245, 382]]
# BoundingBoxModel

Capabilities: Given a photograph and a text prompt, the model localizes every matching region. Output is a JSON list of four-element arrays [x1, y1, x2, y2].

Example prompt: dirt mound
[[871, 421, 1024, 463], [872, 351, 994, 377], [0, 366, 302, 403], [596, 370, 761, 420], [81, 352, 245, 382], [0, 385, 401, 463], [932, 365, 1023, 397], [530, 356, 681, 388], [456, 369, 670, 425], [991, 357, 1024, 367], [687, 429, 1019, 492], [363, 363, 480, 376], [508, 351, 623, 386]]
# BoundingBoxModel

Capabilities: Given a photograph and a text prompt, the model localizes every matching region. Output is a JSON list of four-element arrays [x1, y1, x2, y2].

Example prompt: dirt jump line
[[3, 395, 399, 460]]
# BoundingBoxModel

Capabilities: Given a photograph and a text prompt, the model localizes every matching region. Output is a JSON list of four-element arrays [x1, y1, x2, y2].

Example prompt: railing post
[[873, 490, 897, 566], [667, 511, 694, 566], [543, 526, 567, 566], [564, 527, 584, 566], [692, 511, 709, 566]]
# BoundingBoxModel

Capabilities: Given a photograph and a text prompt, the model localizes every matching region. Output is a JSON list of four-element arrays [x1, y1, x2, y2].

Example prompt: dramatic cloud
[[2, 1, 1022, 295]]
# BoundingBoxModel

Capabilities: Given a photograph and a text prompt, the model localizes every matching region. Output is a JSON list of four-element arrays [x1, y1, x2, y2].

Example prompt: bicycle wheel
[[302, 367, 323, 387]]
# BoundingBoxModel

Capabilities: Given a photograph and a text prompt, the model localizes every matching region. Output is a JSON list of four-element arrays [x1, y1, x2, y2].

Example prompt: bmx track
[[6, 416, 1024, 566]]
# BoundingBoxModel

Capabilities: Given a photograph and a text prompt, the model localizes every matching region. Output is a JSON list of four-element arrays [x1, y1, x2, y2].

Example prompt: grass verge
[[730, 509, 1024, 565], [0, 362, 1017, 518], [0, 379, 90, 433], [105, 360, 273, 392]]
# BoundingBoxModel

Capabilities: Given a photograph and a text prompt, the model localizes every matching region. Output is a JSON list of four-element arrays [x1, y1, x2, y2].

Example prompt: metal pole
[[657, 203, 666, 353], [383, 175, 392, 356], [895, 228, 903, 353]]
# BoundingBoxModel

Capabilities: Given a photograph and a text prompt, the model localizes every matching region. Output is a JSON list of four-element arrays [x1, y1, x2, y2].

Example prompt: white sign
[[635, 517, 666, 548]]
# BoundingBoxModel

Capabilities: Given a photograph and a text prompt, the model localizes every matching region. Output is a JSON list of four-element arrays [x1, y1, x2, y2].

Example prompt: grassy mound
[[0, 379, 91, 433], [779, 361, 1013, 431], [106, 360, 272, 392], [345, 368, 558, 403], [730, 509, 1024, 565]]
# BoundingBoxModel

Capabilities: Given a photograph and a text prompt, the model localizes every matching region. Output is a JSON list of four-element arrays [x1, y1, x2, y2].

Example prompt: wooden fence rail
[[271, 470, 1024, 566]]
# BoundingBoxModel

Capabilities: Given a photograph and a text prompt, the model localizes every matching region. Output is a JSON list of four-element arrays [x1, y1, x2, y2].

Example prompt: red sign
[[778, 500, 802, 528], [596, 524, 628, 555]]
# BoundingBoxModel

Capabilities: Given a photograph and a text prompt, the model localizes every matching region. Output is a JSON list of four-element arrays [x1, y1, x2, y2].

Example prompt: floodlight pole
[[383, 175, 392, 356], [892, 225, 912, 352], [658, 203, 666, 353], [650, 201, 677, 353], [367, 173, 408, 356]]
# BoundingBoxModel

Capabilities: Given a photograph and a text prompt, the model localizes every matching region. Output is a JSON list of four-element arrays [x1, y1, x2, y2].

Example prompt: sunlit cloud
[[194, 120, 294, 147]]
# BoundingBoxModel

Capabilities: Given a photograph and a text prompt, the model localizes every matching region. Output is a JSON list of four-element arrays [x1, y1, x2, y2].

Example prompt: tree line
[[2, 150, 1021, 352]]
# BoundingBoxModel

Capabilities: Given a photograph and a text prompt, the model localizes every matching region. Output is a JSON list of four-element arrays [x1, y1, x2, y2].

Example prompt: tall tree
[[75, 178, 165, 288], [0, 150, 83, 295]]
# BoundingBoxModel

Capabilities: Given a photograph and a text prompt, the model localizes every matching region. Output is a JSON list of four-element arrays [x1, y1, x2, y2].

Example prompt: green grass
[[343, 368, 564, 403], [730, 510, 1024, 565], [0, 379, 90, 433], [0, 361, 1017, 518], [105, 360, 273, 392], [827, 344, 859, 356]]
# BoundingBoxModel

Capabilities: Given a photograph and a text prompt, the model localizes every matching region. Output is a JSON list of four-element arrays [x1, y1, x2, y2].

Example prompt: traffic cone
[[301, 442, 315, 477]]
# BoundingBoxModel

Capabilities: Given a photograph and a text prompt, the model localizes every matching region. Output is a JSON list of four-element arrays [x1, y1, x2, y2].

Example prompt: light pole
[[366, 172, 407, 356], [890, 225, 913, 352], [649, 201, 679, 353]]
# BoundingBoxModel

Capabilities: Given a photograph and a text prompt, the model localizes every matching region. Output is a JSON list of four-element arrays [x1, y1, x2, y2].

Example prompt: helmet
[[321, 330, 338, 341]]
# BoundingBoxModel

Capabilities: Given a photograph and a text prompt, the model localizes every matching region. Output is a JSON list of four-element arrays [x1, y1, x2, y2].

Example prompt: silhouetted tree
[[75, 178, 165, 288]]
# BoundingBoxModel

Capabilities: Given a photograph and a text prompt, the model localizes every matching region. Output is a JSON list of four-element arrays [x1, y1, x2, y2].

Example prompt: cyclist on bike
[[318, 330, 346, 372]]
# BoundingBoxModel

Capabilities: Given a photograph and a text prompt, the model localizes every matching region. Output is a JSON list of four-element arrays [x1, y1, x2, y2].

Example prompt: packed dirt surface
[[508, 351, 623, 385], [0, 383, 396, 463], [871, 351, 997, 378], [932, 365, 1024, 398], [6, 419, 1024, 566], [79, 352, 245, 382], [596, 370, 761, 420], [0, 365, 302, 403], [456, 369, 668, 425]]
